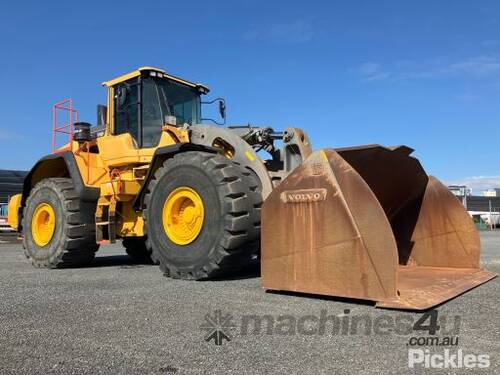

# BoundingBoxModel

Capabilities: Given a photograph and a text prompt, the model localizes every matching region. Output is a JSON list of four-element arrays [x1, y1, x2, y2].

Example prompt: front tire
[[23, 178, 98, 268], [143, 151, 261, 279]]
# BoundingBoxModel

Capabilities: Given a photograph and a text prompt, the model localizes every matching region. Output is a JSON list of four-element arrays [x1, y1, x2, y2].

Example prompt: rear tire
[[143, 151, 261, 279], [23, 178, 98, 268], [123, 237, 154, 264]]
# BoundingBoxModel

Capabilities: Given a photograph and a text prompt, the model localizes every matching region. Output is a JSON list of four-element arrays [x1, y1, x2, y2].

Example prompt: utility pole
[[489, 199, 493, 230]]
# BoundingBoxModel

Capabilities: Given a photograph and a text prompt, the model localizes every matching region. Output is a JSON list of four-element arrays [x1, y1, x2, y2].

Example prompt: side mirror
[[201, 97, 226, 126], [218, 99, 226, 120], [97, 105, 108, 127]]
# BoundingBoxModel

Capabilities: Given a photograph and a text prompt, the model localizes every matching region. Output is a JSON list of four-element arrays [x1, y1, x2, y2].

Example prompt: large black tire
[[143, 151, 261, 279], [123, 237, 155, 264], [23, 178, 99, 268], [233, 165, 262, 263]]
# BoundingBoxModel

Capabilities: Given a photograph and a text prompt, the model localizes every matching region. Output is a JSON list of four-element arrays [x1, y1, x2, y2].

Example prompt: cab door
[[114, 78, 140, 146], [97, 78, 143, 167]]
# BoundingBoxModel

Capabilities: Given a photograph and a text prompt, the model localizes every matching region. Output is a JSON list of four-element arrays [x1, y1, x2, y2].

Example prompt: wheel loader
[[8, 66, 496, 310]]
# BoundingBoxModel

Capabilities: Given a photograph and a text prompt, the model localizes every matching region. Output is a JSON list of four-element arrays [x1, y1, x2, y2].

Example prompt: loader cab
[[103, 67, 208, 148], [96, 67, 209, 167]]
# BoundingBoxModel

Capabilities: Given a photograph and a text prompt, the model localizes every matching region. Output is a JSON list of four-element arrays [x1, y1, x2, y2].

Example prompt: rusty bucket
[[261, 146, 496, 310]]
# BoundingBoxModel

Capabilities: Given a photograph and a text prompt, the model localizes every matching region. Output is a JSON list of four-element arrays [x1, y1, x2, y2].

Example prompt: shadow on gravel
[[0, 233, 22, 245], [88, 255, 155, 269], [265, 289, 377, 309], [62, 253, 260, 279], [207, 263, 261, 281]]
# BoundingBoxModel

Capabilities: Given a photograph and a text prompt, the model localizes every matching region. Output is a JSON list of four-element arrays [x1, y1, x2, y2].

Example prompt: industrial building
[[483, 188, 500, 197], [448, 185, 500, 227], [0, 170, 27, 229]]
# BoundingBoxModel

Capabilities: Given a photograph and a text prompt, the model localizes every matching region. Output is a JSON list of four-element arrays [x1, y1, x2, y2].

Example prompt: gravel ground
[[0, 231, 498, 374]]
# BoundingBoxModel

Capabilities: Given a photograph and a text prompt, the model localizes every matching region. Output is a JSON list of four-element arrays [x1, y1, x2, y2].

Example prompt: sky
[[0, 1, 499, 192]]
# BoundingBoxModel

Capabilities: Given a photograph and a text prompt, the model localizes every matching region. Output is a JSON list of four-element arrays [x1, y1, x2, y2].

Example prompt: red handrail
[[52, 98, 78, 153]]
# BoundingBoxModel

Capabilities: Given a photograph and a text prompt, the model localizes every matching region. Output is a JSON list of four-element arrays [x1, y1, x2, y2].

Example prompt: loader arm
[[189, 124, 313, 198]]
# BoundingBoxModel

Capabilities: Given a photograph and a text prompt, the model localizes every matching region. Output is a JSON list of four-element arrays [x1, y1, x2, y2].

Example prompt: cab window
[[114, 79, 139, 144], [141, 78, 163, 147]]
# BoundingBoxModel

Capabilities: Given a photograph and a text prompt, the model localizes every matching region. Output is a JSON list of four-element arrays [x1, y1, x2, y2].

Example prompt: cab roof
[[102, 66, 209, 93]]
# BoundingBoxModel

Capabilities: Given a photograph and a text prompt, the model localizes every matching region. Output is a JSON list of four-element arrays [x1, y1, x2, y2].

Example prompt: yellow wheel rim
[[163, 187, 205, 245], [31, 203, 56, 247]]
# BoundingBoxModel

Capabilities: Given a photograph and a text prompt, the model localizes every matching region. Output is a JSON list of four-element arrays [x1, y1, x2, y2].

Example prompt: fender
[[22, 152, 99, 207], [133, 143, 220, 211]]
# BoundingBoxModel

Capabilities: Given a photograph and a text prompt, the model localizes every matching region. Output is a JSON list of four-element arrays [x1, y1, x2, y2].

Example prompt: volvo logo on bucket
[[281, 188, 327, 203]]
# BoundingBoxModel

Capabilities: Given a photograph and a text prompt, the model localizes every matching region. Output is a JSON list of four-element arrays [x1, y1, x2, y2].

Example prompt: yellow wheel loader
[[8, 66, 496, 309]]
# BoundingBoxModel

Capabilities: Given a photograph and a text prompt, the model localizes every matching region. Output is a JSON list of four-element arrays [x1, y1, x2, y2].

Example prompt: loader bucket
[[261, 146, 496, 310]]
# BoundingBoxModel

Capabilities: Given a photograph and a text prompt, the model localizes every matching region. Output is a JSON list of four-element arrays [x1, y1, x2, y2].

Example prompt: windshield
[[155, 78, 201, 125]]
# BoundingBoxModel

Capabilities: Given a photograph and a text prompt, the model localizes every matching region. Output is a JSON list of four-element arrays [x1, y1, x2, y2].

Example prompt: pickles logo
[[281, 188, 327, 203], [408, 349, 490, 369]]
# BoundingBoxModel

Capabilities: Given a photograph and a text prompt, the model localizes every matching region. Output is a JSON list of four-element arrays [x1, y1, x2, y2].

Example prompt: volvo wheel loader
[[8, 66, 496, 310]]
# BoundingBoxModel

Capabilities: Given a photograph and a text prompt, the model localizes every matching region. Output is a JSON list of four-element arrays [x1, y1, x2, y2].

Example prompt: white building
[[483, 188, 500, 197], [447, 185, 500, 228], [448, 185, 471, 197]]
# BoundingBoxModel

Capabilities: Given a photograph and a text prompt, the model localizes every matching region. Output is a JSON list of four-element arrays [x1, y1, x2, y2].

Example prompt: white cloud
[[452, 92, 479, 103], [358, 55, 500, 83], [364, 72, 392, 82], [446, 56, 500, 75], [359, 62, 381, 76], [0, 129, 23, 140], [358, 62, 392, 82], [245, 20, 314, 44], [481, 40, 500, 47], [446, 176, 500, 195]]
